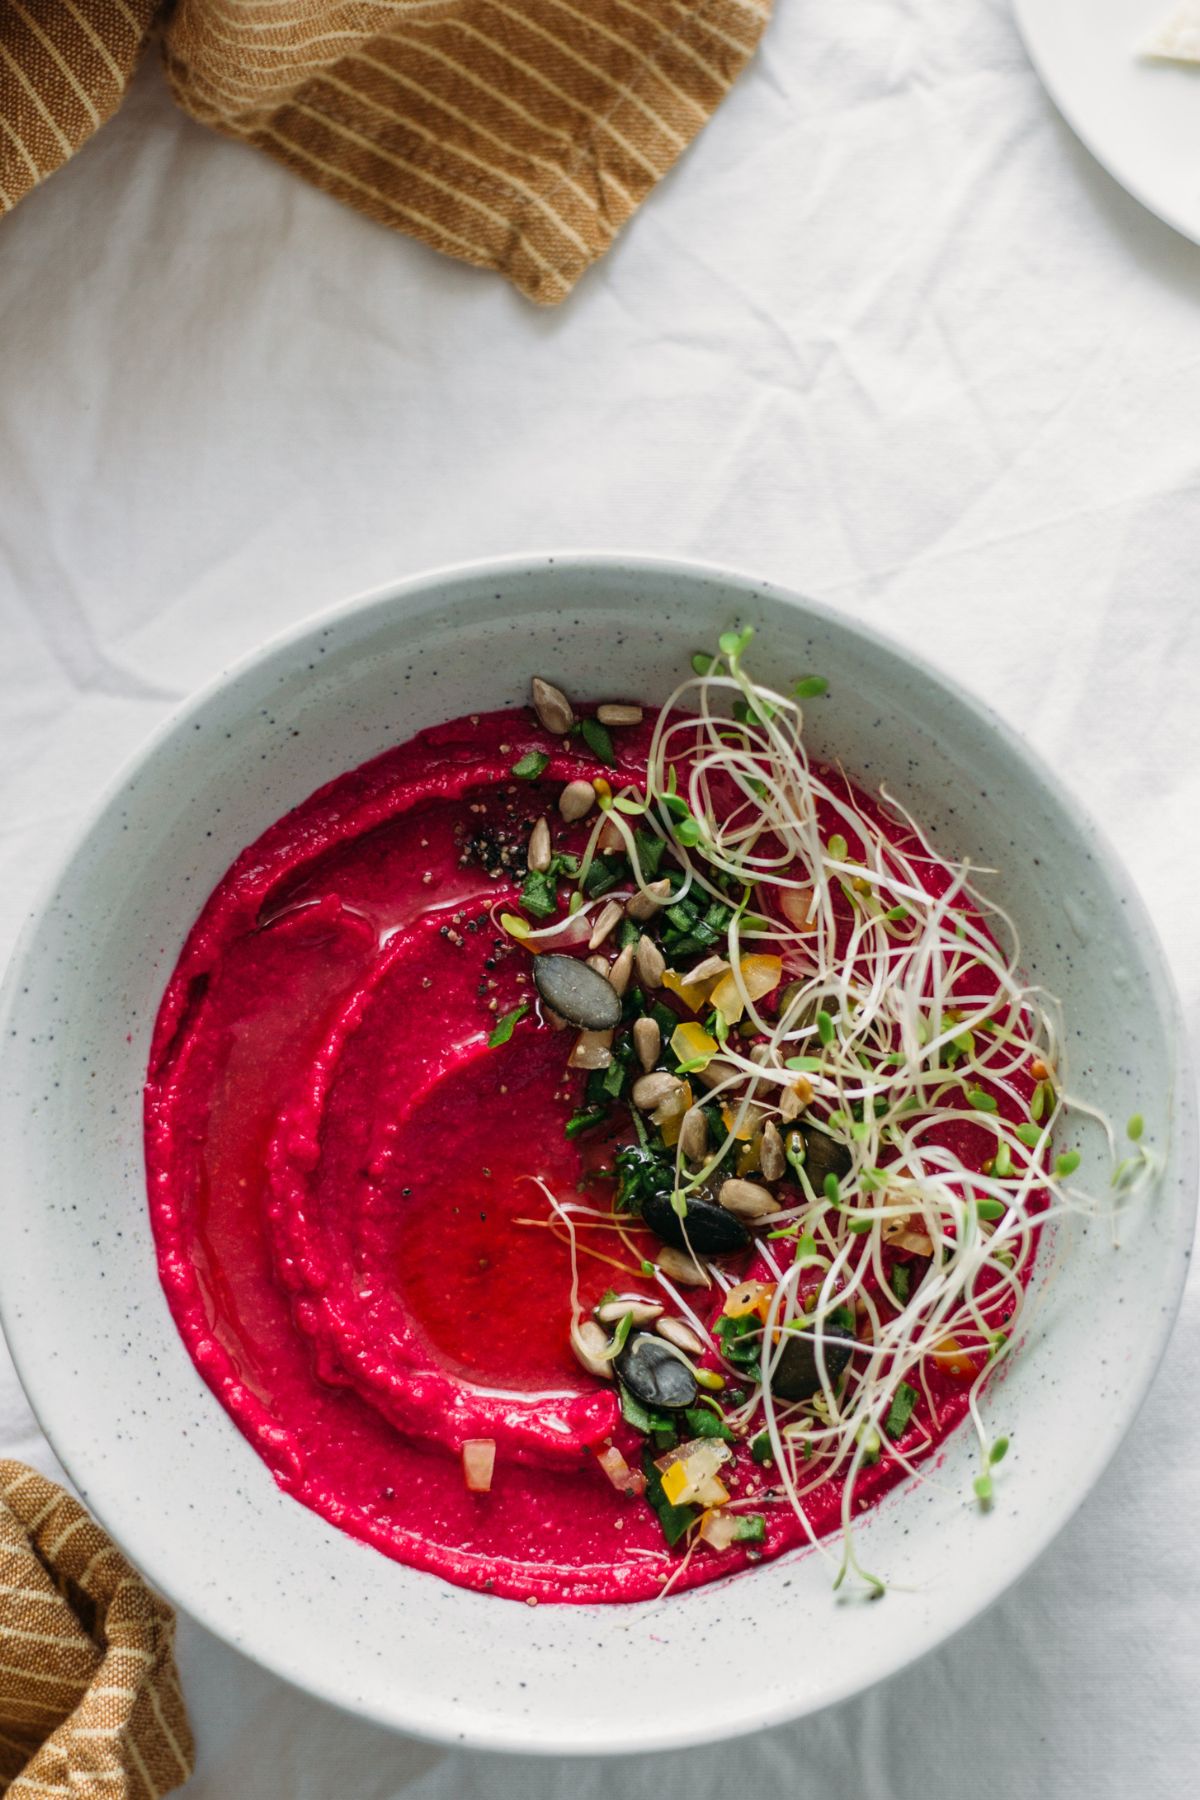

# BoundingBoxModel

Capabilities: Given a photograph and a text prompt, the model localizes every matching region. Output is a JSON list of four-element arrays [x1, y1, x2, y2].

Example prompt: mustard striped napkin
[[0, 1463, 193, 1800], [1, 1, 773, 302]]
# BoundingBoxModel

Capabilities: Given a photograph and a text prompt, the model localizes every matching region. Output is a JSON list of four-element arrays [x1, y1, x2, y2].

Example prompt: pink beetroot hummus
[[145, 707, 991, 1602]]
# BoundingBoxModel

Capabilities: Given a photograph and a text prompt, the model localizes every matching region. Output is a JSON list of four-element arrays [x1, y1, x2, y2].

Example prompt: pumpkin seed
[[534, 953, 622, 1030], [643, 1185, 751, 1255], [616, 1333, 697, 1411]]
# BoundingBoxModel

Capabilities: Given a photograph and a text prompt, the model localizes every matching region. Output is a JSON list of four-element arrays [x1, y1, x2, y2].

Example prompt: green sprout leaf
[[1055, 1149, 1081, 1178], [512, 750, 549, 780], [488, 1003, 528, 1047], [793, 675, 828, 699], [885, 1382, 918, 1439], [817, 1010, 835, 1046], [1127, 1113, 1144, 1142], [580, 716, 616, 765]]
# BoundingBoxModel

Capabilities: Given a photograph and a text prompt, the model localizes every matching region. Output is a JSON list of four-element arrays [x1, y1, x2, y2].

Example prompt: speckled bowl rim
[[0, 551, 1195, 1756]]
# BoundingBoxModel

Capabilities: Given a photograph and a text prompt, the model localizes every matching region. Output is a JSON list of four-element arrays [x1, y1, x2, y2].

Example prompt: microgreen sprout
[[538, 635, 1161, 1597]]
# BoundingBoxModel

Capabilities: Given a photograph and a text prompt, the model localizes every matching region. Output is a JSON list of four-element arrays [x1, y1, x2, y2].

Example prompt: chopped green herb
[[633, 828, 666, 880], [889, 1262, 911, 1304], [731, 1514, 767, 1543], [564, 1107, 606, 1138], [580, 716, 616, 765], [511, 750, 549, 780], [642, 1449, 696, 1547], [582, 853, 627, 898], [749, 1431, 775, 1465], [519, 868, 559, 919], [608, 1311, 635, 1359], [885, 1382, 918, 1439], [488, 1003, 528, 1047], [683, 1407, 734, 1443], [793, 675, 828, 699]]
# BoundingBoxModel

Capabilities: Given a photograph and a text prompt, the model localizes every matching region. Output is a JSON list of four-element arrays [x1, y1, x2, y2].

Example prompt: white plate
[[0, 554, 1195, 1754], [1014, 1, 1200, 243]]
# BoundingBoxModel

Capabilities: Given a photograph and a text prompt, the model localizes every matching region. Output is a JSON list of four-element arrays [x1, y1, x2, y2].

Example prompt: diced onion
[[596, 1444, 645, 1497], [462, 1439, 496, 1492]]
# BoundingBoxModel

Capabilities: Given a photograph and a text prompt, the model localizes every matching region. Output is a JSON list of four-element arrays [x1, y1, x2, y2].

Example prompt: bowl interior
[[0, 555, 1193, 1754]]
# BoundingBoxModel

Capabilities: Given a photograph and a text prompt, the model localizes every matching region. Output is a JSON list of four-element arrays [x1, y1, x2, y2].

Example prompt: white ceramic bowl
[[0, 554, 1194, 1755]]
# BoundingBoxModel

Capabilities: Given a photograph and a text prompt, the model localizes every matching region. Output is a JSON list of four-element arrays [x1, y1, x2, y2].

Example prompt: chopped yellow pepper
[[709, 955, 783, 1025], [670, 1021, 719, 1069], [662, 967, 721, 1014]]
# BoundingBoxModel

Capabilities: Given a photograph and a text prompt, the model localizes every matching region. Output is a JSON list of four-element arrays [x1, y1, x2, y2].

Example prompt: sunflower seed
[[759, 1120, 786, 1182], [559, 780, 596, 822], [608, 941, 634, 997], [633, 1015, 661, 1072], [573, 1320, 613, 1379], [632, 1071, 684, 1112], [586, 954, 609, 977], [588, 899, 623, 950], [656, 1316, 707, 1357], [695, 1058, 742, 1090], [687, 954, 730, 985], [656, 1245, 710, 1287], [595, 1297, 663, 1326], [635, 934, 665, 989], [531, 677, 574, 735], [718, 1178, 779, 1220], [568, 1029, 614, 1070], [597, 815, 625, 853], [596, 704, 643, 726], [626, 878, 672, 921], [679, 1105, 708, 1163], [527, 816, 552, 873]]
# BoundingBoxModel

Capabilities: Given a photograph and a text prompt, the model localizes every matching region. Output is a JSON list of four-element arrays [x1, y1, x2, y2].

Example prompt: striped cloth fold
[[0, 0, 773, 301], [0, 1463, 193, 1800]]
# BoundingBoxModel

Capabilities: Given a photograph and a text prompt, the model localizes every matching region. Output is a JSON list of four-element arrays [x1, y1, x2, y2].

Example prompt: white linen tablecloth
[[2, 2, 1198, 1793]]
